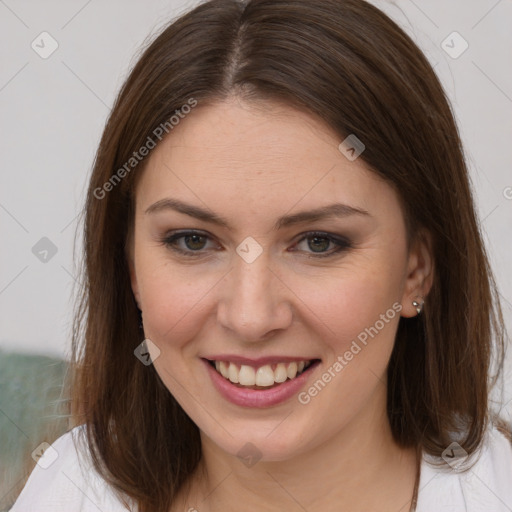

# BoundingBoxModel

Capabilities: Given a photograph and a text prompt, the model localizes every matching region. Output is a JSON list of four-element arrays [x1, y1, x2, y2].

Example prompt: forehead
[[135, 98, 400, 223]]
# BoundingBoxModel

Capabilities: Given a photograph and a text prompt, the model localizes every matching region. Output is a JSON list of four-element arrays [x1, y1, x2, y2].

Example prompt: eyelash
[[159, 230, 352, 259]]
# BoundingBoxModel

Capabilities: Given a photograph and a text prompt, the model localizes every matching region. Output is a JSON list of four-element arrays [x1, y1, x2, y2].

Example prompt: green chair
[[0, 349, 70, 511]]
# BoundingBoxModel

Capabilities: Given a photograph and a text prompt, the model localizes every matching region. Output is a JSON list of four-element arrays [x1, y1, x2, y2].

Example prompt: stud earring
[[412, 297, 424, 315]]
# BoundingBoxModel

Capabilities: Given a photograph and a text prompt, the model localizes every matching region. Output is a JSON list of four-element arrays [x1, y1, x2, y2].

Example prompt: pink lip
[[202, 358, 321, 408]]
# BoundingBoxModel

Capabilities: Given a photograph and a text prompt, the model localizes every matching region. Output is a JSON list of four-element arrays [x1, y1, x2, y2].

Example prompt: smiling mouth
[[207, 359, 320, 389]]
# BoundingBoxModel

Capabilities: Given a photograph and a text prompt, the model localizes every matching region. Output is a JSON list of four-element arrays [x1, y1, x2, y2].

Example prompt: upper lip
[[203, 355, 320, 366]]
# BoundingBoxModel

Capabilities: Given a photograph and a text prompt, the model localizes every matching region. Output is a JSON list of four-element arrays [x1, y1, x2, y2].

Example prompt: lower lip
[[202, 359, 320, 408]]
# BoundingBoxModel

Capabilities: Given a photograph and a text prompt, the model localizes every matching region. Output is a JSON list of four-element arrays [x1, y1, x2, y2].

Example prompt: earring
[[412, 297, 424, 315]]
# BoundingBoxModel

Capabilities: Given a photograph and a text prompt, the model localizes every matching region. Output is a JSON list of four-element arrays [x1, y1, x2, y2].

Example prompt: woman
[[9, 0, 511, 511]]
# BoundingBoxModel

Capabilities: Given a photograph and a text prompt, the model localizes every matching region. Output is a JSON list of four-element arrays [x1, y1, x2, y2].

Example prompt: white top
[[9, 423, 512, 511]]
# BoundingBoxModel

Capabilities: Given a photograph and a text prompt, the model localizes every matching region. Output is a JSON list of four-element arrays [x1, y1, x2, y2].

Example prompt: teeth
[[255, 365, 275, 386], [239, 365, 256, 386], [287, 362, 298, 379], [213, 360, 312, 387], [228, 363, 239, 383], [274, 363, 288, 383], [219, 361, 229, 379]]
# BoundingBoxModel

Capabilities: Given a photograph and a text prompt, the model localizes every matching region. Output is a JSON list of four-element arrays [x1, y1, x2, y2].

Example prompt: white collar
[[416, 425, 512, 511]]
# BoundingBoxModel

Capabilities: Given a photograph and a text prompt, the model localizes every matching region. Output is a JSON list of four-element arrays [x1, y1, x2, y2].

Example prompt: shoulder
[[9, 424, 137, 512], [416, 422, 512, 512]]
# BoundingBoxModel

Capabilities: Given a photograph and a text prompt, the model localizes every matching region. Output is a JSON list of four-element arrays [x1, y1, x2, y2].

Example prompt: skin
[[128, 96, 433, 512]]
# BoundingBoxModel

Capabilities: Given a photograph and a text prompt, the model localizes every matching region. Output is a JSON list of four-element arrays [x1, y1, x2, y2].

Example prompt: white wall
[[0, 0, 511, 411]]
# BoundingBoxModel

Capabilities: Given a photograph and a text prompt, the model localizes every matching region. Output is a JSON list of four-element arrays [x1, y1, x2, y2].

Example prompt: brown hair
[[68, 0, 506, 510]]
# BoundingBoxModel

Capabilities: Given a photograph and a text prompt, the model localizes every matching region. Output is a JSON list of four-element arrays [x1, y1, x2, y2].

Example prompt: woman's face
[[128, 98, 430, 461]]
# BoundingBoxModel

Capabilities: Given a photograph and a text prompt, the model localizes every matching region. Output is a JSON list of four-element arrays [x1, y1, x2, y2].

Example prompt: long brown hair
[[68, 0, 506, 510]]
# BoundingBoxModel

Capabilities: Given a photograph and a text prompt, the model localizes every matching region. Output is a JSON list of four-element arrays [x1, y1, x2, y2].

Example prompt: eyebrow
[[144, 197, 370, 230]]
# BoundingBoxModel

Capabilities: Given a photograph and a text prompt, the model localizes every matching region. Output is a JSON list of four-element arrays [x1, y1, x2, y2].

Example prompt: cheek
[[135, 252, 215, 349], [295, 272, 402, 433], [298, 264, 402, 354]]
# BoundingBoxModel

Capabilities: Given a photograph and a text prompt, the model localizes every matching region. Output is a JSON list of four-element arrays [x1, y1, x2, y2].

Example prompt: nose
[[216, 250, 293, 342]]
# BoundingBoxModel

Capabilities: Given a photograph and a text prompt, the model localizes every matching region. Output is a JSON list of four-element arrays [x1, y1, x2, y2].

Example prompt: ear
[[125, 225, 142, 310], [400, 229, 434, 318]]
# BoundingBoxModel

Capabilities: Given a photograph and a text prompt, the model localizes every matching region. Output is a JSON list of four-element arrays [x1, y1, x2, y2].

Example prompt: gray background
[[0, 0, 511, 419]]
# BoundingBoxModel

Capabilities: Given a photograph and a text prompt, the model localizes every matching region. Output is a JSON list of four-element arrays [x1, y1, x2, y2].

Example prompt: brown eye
[[307, 236, 331, 253], [292, 232, 352, 258], [182, 234, 207, 251], [161, 231, 217, 256]]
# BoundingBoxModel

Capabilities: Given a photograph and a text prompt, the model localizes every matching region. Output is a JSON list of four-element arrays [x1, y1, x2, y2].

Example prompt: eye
[[291, 232, 352, 258], [161, 230, 219, 256], [160, 230, 352, 259]]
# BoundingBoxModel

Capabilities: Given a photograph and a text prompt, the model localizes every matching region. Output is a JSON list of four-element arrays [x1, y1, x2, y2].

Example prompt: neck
[[177, 385, 418, 512]]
